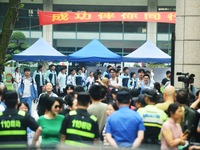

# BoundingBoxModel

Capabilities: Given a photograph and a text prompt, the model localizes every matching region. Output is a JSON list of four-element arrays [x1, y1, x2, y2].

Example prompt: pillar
[[43, 0, 53, 45], [175, 0, 200, 88], [147, 0, 157, 45]]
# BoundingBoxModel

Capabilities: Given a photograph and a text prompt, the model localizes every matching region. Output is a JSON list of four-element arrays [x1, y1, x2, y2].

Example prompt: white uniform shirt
[[23, 78, 31, 98], [58, 72, 67, 93]]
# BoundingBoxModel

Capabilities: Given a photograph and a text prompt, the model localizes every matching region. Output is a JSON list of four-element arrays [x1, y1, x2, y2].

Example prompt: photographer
[[190, 91, 200, 142], [190, 91, 200, 110], [176, 89, 199, 143]]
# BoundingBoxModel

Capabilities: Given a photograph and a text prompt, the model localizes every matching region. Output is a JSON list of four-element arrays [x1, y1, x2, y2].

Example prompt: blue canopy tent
[[67, 39, 122, 62], [122, 41, 171, 63], [13, 38, 67, 62]]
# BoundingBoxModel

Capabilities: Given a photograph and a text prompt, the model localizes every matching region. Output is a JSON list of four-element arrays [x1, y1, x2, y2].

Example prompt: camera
[[176, 72, 195, 85]]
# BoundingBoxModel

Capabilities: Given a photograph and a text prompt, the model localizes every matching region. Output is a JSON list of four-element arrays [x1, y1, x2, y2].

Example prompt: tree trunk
[[0, 0, 21, 71]]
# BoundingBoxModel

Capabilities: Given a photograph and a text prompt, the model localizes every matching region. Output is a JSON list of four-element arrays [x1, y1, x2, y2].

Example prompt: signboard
[[39, 11, 176, 25]]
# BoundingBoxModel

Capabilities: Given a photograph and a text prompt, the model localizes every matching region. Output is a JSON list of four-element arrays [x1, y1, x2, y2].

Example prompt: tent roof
[[13, 38, 67, 62], [67, 39, 121, 62], [122, 41, 171, 63]]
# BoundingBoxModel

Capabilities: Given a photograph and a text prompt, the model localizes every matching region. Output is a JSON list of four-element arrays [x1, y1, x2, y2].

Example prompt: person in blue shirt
[[128, 72, 137, 89], [120, 67, 129, 87], [138, 74, 154, 93], [46, 64, 57, 93], [33, 65, 44, 96], [106, 90, 145, 148], [75, 67, 85, 87], [18, 68, 38, 114], [102, 65, 112, 79]]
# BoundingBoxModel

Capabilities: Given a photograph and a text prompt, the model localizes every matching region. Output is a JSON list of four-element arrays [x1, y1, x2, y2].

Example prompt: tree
[[0, 0, 21, 71], [6, 31, 29, 61]]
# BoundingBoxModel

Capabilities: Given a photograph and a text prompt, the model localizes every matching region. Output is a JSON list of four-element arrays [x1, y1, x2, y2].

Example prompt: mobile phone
[[183, 129, 190, 135]]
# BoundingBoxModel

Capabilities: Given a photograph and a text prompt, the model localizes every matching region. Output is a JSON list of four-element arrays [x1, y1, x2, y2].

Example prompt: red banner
[[39, 11, 176, 25]]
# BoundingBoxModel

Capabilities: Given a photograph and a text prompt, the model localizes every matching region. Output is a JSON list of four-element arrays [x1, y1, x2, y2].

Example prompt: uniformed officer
[[0, 90, 42, 149], [137, 89, 168, 144], [60, 92, 99, 147]]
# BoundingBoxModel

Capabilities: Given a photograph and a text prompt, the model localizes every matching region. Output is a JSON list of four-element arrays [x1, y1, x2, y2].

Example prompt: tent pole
[[67, 61, 69, 76], [122, 21, 124, 57], [75, 23, 77, 51]]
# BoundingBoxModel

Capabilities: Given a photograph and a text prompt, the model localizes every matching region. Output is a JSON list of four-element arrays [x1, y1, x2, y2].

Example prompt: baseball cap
[[143, 89, 156, 97], [135, 94, 146, 106], [143, 89, 157, 102]]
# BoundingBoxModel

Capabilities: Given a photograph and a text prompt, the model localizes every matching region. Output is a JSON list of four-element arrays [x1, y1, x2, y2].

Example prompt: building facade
[[0, 0, 175, 56]]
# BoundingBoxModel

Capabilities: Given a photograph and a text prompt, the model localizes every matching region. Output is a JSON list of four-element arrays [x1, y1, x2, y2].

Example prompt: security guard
[[60, 92, 99, 147], [137, 89, 168, 144], [0, 90, 41, 149]]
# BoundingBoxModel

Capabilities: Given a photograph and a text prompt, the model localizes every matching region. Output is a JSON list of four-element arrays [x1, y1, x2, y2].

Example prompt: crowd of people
[[0, 64, 200, 150]]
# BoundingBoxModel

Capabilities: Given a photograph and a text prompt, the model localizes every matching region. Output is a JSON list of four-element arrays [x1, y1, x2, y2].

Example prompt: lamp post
[[28, 9, 33, 44]]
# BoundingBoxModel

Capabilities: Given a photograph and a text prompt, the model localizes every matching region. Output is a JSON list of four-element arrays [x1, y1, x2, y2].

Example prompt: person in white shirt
[[135, 69, 145, 88], [57, 67, 67, 94], [145, 70, 155, 86], [67, 69, 76, 86], [81, 66, 87, 79], [12, 67, 22, 92], [86, 71, 94, 90], [109, 68, 122, 90]]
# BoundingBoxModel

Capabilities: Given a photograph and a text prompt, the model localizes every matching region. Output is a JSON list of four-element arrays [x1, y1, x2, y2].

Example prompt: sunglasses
[[54, 105, 61, 109]]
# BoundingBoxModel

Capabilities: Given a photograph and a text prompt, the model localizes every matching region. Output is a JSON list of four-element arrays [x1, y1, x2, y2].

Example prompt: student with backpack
[[18, 68, 38, 114]]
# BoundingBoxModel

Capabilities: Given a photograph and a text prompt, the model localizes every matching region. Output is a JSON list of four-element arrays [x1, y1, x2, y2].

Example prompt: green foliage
[[5, 54, 12, 61], [11, 31, 26, 41], [8, 43, 17, 49], [133, 63, 140, 67], [13, 49, 21, 54], [20, 42, 29, 49], [147, 63, 170, 68], [19, 3, 24, 9], [5, 31, 29, 62]]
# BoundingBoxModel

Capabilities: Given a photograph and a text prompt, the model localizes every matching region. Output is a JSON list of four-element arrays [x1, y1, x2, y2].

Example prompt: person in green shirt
[[37, 97, 64, 149]]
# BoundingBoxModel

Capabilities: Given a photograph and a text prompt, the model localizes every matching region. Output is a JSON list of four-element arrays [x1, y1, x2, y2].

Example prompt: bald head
[[163, 85, 175, 101]]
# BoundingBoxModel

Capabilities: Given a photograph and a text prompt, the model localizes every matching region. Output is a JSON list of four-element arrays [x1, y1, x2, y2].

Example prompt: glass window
[[0, 3, 42, 31], [14, 17, 41, 31], [77, 22, 99, 32], [124, 22, 147, 33], [0, 3, 9, 16], [18, 4, 42, 17], [54, 22, 99, 32], [101, 22, 122, 32], [56, 47, 76, 55], [53, 5, 147, 12], [53, 24, 76, 32], [157, 6, 176, 12], [157, 23, 175, 33]]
